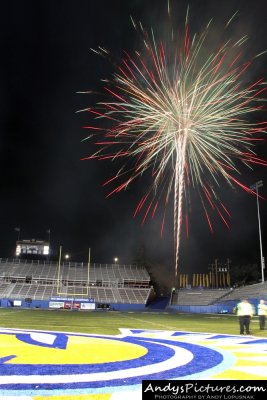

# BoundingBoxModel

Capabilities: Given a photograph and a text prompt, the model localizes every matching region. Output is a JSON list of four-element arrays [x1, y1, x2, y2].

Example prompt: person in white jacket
[[236, 298, 254, 335], [257, 299, 267, 330]]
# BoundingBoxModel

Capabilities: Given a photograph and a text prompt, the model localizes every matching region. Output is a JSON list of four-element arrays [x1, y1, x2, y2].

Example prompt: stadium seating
[[216, 281, 267, 302], [172, 282, 267, 307], [0, 258, 151, 305], [172, 288, 231, 306]]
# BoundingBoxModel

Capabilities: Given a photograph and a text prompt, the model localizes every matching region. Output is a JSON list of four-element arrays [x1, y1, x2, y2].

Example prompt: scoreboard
[[16, 239, 50, 257]]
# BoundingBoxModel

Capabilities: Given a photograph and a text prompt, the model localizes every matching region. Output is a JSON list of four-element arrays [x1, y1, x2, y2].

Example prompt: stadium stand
[[216, 281, 267, 302], [1, 258, 265, 312], [170, 282, 267, 315], [172, 288, 231, 306], [0, 258, 152, 308]]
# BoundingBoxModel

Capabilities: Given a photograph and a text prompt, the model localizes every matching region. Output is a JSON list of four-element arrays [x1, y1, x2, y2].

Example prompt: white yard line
[[120, 313, 178, 331], [0, 309, 26, 316]]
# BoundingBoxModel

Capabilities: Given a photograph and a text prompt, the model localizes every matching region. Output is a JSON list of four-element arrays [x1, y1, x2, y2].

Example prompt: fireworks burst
[[81, 6, 267, 278]]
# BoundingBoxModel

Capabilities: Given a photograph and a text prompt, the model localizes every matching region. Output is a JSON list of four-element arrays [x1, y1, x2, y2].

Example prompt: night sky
[[0, 0, 267, 279]]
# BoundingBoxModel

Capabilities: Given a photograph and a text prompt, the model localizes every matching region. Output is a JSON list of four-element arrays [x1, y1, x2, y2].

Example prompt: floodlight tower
[[250, 180, 265, 283]]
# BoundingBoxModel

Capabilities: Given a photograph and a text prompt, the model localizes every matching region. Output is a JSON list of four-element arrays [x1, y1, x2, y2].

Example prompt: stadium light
[[250, 180, 265, 283], [15, 244, 21, 256], [114, 257, 118, 264], [43, 245, 50, 255], [65, 254, 70, 260]]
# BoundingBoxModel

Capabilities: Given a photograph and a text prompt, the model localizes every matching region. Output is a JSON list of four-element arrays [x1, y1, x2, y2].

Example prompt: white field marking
[[239, 356, 267, 362], [0, 341, 192, 384], [120, 314, 179, 331], [0, 310, 26, 316], [232, 366, 267, 377], [119, 328, 177, 338], [225, 345, 267, 353], [31, 333, 57, 345], [42, 325, 122, 330], [0, 325, 70, 332], [119, 319, 266, 339], [111, 390, 142, 400], [0, 397, 32, 400], [0, 327, 124, 340]]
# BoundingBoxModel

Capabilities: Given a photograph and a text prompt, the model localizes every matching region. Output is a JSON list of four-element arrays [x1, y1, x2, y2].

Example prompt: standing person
[[236, 298, 254, 335], [257, 299, 267, 330]]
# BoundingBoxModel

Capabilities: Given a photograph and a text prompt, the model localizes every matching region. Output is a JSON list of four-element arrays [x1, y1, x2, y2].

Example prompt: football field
[[0, 308, 266, 399], [1, 308, 266, 336]]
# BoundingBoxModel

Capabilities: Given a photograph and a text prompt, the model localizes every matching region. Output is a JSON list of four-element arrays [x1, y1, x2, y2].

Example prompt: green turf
[[0, 308, 266, 337]]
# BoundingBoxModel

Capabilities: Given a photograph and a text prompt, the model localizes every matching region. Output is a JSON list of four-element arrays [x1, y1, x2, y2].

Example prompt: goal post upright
[[87, 247, 91, 291], [56, 245, 62, 293], [56, 246, 91, 298]]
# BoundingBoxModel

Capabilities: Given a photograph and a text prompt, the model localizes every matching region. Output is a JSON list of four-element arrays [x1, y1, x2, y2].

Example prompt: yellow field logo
[[0, 327, 266, 398]]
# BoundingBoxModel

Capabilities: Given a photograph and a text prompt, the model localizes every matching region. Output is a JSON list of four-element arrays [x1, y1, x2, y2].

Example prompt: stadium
[[0, 243, 267, 399], [1, 0, 267, 398]]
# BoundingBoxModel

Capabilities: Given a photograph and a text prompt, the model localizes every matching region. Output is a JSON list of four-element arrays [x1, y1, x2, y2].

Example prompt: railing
[[0, 258, 150, 286], [0, 258, 147, 270]]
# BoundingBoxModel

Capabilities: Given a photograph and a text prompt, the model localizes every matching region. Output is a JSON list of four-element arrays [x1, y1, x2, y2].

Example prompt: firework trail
[[81, 7, 267, 279]]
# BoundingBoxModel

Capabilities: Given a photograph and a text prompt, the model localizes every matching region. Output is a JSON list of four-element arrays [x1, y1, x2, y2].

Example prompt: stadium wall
[[169, 304, 232, 314], [112, 303, 147, 311], [0, 299, 147, 311], [0, 299, 49, 308], [169, 298, 259, 314]]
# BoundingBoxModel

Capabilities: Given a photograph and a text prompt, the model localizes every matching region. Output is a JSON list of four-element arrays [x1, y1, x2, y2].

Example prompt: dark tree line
[[230, 263, 260, 287], [133, 244, 262, 293]]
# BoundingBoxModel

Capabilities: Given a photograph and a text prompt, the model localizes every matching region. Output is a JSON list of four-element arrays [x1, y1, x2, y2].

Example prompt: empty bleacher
[[0, 258, 152, 305], [0, 282, 10, 297], [0, 259, 150, 284], [172, 288, 231, 306], [216, 281, 267, 302], [6, 283, 151, 304], [172, 282, 267, 308]]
